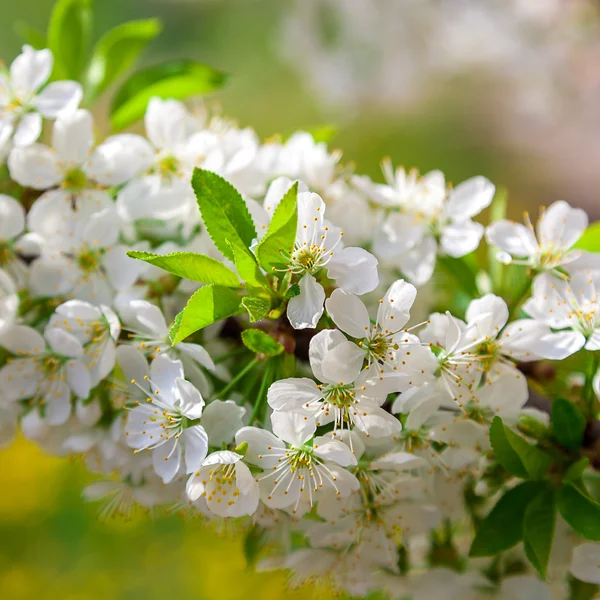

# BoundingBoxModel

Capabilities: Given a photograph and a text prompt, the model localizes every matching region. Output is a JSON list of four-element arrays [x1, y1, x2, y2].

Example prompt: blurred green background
[[0, 0, 569, 207], [1, 1, 597, 598]]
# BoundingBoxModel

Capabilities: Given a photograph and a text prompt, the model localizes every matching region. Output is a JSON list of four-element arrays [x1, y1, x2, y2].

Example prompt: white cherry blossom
[[570, 543, 600, 585], [116, 98, 195, 224], [0, 269, 18, 333], [355, 162, 495, 285], [236, 411, 359, 514], [0, 45, 82, 150], [0, 324, 91, 425], [325, 280, 438, 383], [28, 207, 142, 304], [186, 449, 259, 517], [120, 299, 215, 395], [523, 271, 600, 358], [125, 354, 209, 484], [486, 200, 600, 275], [8, 109, 150, 240], [48, 300, 120, 386], [0, 194, 27, 284], [268, 329, 404, 438], [284, 191, 379, 329], [420, 295, 558, 403]]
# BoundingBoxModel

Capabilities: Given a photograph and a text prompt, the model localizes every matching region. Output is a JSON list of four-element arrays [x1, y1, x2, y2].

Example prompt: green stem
[[250, 361, 274, 425], [488, 187, 508, 294], [507, 277, 532, 322], [437, 255, 478, 298], [213, 358, 259, 400], [583, 351, 600, 420], [213, 347, 248, 365]]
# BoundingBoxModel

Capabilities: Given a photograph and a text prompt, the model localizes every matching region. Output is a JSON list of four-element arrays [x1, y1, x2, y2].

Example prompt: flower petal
[[326, 247, 379, 295], [10, 46, 52, 99], [128, 300, 169, 337], [571, 543, 600, 585], [87, 134, 154, 186], [52, 109, 94, 164], [145, 97, 191, 150], [466, 294, 508, 330], [44, 382, 72, 425], [537, 200, 587, 250], [66, 359, 91, 399], [440, 220, 484, 258], [325, 288, 370, 338], [397, 236, 437, 286], [308, 328, 351, 383], [0, 325, 45, 355], [320, 339, 365, 384], [149, 355, 184, 405], [313, 436, 356, 466], [0, 195, 24, 241], [445, 176, 495, 219], [376, 279, 416, 333], [32, 80, 83, 117], [45, 327, 84, 357], [8, 143, 61, 189], [485, 221, 537, 257], [271, 410, 315, 446], [176, 377, 205, 418], [13, 112, 42, 147], [183, 425, 209, 473], [152, 437, 182, 483], [267, 378, 321, 412], [201, 399, 245, 446], [286, 274, 325, 330], [235, 426, 283, 469]]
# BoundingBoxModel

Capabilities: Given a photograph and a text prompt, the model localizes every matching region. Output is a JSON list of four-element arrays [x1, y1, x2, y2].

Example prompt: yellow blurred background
[[0, 437, 326, 600]]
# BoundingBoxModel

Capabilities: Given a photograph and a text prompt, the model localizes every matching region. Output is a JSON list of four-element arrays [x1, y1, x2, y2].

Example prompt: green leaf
[[552, 398, 586, 451], [169, 285, 241, 345], [569, 576, 600, 600], [284, 283, 301, 300], [566, 457, 590, 484], [47, 0, 92, 80], [192, 169, 256, 262], [559, 483, 600, 541], [470, 481, 541, 557], [110, 60, 227, 130], [490, 416, 528, 478], [575, 222, 600, 252], [14, 21, 46, 49], [255, 182, 298, 274], [490, 416, 551, 480], [506, 427, 552, 480], [84, 18, 162, 102], [127, 250, 240, 288], [241, 329, 283, 356], [241, 296, 271, 323], [523, 483, 556, 578], [243, 524, 266, 568], [307, 124, 338, 144], [227, 241, 268, 292]]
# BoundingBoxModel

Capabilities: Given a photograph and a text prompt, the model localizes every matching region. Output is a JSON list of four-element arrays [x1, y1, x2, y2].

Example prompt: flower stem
[[583, 351, 599, 420], [507, 276, 532, 322], [213, 358, 259, 400], [213, 346, 248, 365], [250, 361, 274, 425]]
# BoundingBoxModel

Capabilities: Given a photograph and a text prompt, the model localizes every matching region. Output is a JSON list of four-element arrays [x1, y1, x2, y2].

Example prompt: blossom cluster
[[2, 40, 600, 600]]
